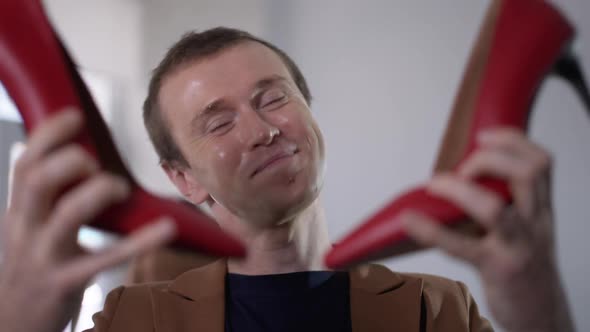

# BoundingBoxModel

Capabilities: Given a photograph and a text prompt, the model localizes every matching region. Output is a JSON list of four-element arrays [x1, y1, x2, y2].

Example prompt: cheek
[[273, 105, 317, 140], [212, 144, 229, 162], [296, 113, 323, 153], [208, 142, 241, 180], [276, 109, 325, 164], [309, 120, 325, 159], [189, 138, 240, 186]]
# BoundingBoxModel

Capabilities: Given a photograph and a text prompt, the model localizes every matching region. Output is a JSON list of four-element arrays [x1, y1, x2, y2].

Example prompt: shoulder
[[398, 271, 494, 331], [86, 281, 168, 332], [351, 264, 472, 311], [348, 264, 493, 331], [108, 280, 169, 308], [349, 263, 466, 297], [402, 272, 470, 302], [85, 259, 227, 332]]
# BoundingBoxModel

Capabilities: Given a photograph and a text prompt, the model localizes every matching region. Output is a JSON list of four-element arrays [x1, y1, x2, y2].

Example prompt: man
[[0, 28, 574, 332]]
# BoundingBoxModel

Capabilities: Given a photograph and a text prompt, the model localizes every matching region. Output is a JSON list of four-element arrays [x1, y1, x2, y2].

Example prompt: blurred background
[[1, 0, 589, 331]]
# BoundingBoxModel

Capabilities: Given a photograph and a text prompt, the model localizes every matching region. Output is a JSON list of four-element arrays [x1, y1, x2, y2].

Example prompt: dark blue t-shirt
[[224, 271, 352, 332]]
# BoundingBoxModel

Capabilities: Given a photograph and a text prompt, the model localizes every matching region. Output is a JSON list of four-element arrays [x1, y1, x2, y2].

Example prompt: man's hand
[[0, 109, 176, 332], [402, 127, 575, 332]]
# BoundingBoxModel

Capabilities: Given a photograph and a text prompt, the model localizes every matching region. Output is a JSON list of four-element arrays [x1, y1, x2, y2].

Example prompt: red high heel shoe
[[325, 0, 590, 268], [0, 1, 245, 257]]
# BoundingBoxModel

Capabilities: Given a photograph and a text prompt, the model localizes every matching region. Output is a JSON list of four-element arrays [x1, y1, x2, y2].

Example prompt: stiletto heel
[[0, 0, 245, 257], [325, 0, 587, 268], [553, 52, 590, 114]]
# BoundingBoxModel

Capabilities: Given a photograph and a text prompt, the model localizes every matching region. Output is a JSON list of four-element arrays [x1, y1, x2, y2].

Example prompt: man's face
[[159, 41, 325, 227]]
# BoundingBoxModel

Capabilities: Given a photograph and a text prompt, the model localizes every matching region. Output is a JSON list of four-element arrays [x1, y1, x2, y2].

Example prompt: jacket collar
[[151, 260, 423, 332], [150, 260, 227, 332], [349, 264, 424, 332], [168, 258, 227, 300]]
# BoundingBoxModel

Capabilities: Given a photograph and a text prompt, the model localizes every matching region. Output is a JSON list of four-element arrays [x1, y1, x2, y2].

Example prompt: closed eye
[[260, 89, 288, 110], [208, 121, 232, 134], [263, 95, 287, 107]]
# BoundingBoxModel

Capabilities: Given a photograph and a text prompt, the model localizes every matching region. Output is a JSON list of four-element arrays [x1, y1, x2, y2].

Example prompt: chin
[[230, 158, 325, 228], [263, 175, 323, 227]]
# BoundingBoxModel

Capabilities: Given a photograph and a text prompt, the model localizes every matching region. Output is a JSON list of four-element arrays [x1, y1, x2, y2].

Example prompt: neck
[[223, 198, 331, 275]]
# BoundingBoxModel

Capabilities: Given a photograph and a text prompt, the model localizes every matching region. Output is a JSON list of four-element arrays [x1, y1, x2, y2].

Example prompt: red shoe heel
[[553, 52, 590, 113], [0, 0, 245, 257], [325, 0, 589, 268]]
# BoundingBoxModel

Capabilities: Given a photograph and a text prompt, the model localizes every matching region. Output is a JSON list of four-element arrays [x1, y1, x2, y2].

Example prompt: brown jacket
[[86, 260, 493, 331]]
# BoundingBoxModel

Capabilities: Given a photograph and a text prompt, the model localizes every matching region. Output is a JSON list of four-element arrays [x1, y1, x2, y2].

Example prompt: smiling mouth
[[251, 150, 298, 178]]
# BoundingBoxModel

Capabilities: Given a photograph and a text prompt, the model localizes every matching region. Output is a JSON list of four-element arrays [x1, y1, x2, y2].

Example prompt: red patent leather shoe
[[0, 1, 245, 257], [325, 0, 590, 268]]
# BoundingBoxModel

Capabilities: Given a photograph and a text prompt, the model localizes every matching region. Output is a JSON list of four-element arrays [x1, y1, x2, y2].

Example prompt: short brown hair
[[143, 27, 312, 166]]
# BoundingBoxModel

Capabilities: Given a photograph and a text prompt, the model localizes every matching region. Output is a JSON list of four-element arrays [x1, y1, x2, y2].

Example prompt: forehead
[[159, 41, 293, 113]]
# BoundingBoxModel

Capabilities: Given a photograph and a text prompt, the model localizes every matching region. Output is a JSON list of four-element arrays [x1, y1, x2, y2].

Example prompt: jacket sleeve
[[456, 281, 494, 332], [82, 286, 125, 332]]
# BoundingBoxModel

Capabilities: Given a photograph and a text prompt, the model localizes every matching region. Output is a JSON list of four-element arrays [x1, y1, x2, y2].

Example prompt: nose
[[239, 109, 280, 149]]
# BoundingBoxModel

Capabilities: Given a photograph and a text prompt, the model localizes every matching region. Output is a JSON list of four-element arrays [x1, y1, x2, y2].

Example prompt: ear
[[161, 161, 210, 205]]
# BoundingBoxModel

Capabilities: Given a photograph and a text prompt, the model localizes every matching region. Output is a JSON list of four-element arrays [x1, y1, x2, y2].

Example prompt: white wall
[[43, 0, 146, 187], [32, 0, 590, 331]]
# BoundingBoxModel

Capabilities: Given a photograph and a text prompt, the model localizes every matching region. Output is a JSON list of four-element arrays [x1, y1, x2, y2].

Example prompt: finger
[[458, 143, 552, 220], [461, 127, 552, 180], [22, 108, 83, 159], [17, 109, 82, 169], [43, 173, 130, 249], [475, 127, 550, 165], [17, 145, 99, 223], [54, 218, 176, 287], [401, 211, 483, 265], [11, 109, 85, 208], [427, 174, 504, 229], [458, 145, 531, 181]]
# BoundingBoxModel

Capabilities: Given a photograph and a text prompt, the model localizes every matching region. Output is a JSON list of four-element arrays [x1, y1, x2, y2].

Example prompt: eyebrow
[[190, 75, 289, 131], [253, 74, 289, 92]]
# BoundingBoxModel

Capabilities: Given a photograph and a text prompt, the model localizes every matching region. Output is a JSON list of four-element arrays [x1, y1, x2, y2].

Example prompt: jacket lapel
[[150, 259, 227, 332], [350, 264, 424, 332]]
